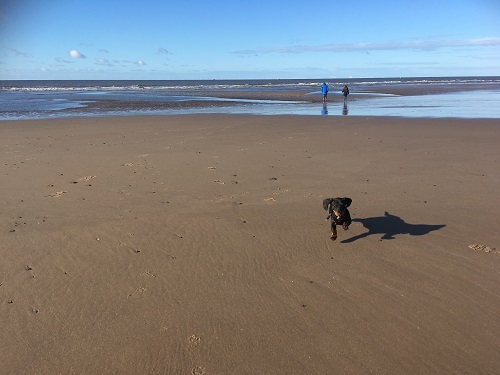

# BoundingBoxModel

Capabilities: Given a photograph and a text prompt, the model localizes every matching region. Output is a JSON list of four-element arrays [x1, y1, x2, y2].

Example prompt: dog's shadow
[[341, 211, 445, 243]]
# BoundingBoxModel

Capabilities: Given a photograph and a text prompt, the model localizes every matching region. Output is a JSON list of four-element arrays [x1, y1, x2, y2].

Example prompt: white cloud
[[233, 37, 500, 55], [69, 50, 86, 58], [135, 60, 146, 65]]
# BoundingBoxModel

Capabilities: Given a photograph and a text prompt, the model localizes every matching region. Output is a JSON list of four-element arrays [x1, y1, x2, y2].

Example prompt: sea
[[1, 77, 500, 120]]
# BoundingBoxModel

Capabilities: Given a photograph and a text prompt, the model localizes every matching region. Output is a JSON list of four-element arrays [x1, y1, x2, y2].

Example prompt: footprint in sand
[[191, 366, 205, 375], [188, 334, 201, 347], [128, 287, 147, 297], [468, 243, 498, 253], [78, 175, 96, 182], [46, 191, 67, 198]]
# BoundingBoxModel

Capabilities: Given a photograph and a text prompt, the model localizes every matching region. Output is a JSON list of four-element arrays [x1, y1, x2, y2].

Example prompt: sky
[[0, 0, 499, 80]]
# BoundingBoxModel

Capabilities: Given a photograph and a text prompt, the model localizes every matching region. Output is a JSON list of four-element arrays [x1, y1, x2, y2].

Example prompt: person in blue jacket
[[321, 82, 329, 103]]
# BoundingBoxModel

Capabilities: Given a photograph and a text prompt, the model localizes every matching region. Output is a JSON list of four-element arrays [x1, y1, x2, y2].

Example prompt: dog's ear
[[323, 198, 333, 211], [341, 197, 352, 207]]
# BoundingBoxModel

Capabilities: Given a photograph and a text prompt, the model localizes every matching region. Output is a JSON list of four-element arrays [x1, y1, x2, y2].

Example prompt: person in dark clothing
[[342, 85, 350, 100]]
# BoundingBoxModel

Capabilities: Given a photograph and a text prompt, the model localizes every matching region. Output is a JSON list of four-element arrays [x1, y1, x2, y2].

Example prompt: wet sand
[[1, 114, 499, 374]]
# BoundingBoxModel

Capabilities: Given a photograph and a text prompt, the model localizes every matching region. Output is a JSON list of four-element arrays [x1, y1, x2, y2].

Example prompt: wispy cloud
[[95, 58, 114, 67], [233, 38, 500, 54], [55, 57, 73, 64], [374, 61, 440, 66], [157, 48, 170, 54], [68, 50, 86, 58], [8, 48, 30, 57]]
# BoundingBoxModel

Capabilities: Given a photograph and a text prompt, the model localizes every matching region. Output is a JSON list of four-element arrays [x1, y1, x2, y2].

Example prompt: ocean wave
[[2, 77, 499, 93]]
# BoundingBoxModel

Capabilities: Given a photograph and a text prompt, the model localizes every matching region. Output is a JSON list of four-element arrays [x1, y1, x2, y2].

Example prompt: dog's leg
[[330, 220, 337, 240], [342, 211, 352, 230]]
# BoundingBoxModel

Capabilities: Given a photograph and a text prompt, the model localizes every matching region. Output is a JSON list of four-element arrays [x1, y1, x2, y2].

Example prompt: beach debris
[[264, 198, 276, 202], [213, 180, 225, 184], [208, 166, 217, 170], [122, 162, 134, 167], [26, 265, 33, 271]]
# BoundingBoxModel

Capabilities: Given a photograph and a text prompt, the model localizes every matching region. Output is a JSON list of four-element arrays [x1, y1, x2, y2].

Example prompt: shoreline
[[2, 77, 500, 121], [1, 114, 499, 374]]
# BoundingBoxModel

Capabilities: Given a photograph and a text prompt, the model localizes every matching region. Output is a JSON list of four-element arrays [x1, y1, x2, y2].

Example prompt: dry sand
[[1, 114, 499, 374]]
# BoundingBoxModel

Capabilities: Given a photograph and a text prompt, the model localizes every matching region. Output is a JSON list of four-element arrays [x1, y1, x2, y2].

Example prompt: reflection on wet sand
[[321, 103, 328, 115], [342, 101, 349, 115]]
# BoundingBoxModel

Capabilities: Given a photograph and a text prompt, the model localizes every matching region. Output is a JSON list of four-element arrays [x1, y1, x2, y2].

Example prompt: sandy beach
[[1, 114, 499, 374]]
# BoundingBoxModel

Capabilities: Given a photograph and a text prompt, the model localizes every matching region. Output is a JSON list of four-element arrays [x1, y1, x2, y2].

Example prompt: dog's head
[[332, 202, 347, 219], [323, 197, 351, 219]]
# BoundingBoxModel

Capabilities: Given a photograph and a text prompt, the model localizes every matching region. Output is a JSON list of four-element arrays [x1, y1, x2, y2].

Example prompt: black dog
[[323, 197, 352, 240]]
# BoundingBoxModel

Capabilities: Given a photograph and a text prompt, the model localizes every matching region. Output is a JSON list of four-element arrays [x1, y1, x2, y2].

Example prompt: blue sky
[[1, 0, 499, 80]]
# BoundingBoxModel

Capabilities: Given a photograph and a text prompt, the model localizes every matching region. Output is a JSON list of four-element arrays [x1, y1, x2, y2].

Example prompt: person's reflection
[[342, 101, 349, 115], [321, 103, 328, 115]]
